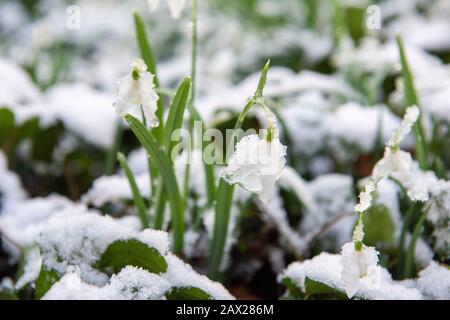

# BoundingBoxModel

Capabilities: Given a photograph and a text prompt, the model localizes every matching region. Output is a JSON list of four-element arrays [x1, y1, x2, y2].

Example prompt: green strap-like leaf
[[0, 108, 14, 147], [117, 152, 150, 229], [166, 287, 212, 300], [125, 115, 184, 253], [396, 35, 428, 170], [208, 61, 270, 279], [133, 11, 163, 142], [98, 239, 167, 275], [163, 77, 192, 156]]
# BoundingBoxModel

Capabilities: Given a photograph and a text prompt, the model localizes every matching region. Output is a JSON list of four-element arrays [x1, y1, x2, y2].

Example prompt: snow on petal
[[340, 242, 379, 298], [113, 58, 159, 127], [220, 134, 287, 204]]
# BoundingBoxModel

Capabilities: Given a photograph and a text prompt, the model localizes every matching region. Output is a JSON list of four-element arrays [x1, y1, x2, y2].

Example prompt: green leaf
[[396, 35, 428, 170], [125, 115, 184, 252], [166, 287, 212, 300], [133, 12, 163, 142], [163, 77, 191, 156], [361, 204, 396, 247], [35, 267, 61, 300], [0, 108, 14, 146], [117, 152, 149, 228], [281, 277, 304, 299], [208, 61, 270, 279], [98, 239, 167, 274], [304, 277, 346, 299], [32, 123, 63, 162], [0, 287, 18, 300]]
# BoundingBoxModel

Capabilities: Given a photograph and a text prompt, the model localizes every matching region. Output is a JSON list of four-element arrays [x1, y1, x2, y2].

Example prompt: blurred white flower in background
[[148, 0, 187, 19], [221, 134, 287, 204], [113, 58, 160, 127], [340, 242, 380, 298]]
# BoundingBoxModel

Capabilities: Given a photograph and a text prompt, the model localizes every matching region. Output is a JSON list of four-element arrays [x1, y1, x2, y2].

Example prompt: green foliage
[[98, 239, 168, 275], [166, 287, 212, 300], [125, 115, 184, 253], [35, 267, 61, 300], [361, 204, 396, 247], [117, 152, 150, 228]]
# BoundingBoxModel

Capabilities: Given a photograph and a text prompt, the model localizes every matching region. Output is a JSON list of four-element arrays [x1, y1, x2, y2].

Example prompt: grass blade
[[152, 78, 191, 229], [117, 152, 149, 228], [133, 11, 163, 142], [396, 35, 428, 170], [125, 115, 184, 253], [163, 78, 191, 154]]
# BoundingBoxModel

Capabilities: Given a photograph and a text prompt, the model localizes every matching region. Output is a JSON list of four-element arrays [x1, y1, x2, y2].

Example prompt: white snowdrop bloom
[[340, 242, 379, 298], [114, 58, 159, 127], [148, 0, 187, 19], [220, 134, 287, 204], [387, 105, 420, 149], [354, 179, 377, 213], [373, 148, 414, 182]]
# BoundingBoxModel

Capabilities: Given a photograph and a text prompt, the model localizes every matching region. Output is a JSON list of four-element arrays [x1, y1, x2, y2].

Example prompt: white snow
[[83, 173, 151, 207], [280, 253, 423, 300], [415, 261, 450, 300]]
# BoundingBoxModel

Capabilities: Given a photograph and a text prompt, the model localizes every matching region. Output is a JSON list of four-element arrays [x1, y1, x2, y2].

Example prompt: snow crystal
[[163, 254, 234, 300], [0, 195, 86, 248], [43, 266, 170, 300], [416, 261, 450, 300]]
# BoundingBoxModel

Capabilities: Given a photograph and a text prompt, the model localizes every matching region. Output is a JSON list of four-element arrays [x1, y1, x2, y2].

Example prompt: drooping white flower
[[340, 242, 380, 298], [387, 105, 420, 149], [373, 148, 414, 181], [114, 58, 159, 127], [148, 0, 187, 19], [220, 134, 287, 204]]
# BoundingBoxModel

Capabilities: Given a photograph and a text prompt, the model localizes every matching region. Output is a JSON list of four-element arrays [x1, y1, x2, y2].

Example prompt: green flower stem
[[208, 61, 270, 279], [182, 0, 199, 211], [397, 202, 417, 278], [404, 206, 429, 278]]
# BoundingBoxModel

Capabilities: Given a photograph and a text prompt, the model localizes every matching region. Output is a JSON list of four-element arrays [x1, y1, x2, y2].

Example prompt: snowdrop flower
[[148, 0, 187, 19], [387, 105, 420, 149], [373, 148, 414, 182], [114, 58, 160, 127], [340, 242, 380, 298], [220, 132, 287, 204]]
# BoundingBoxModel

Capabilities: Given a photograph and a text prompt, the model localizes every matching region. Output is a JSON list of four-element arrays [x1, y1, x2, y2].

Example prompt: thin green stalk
[[182, 0, 199, 211], [105, 120, 123, 175], [404, 207, 428, 278], [208, 61, 270, 279], [117, 152, 149, 228], [396, 35, 428, 170], [397, 202, 417, 278]]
